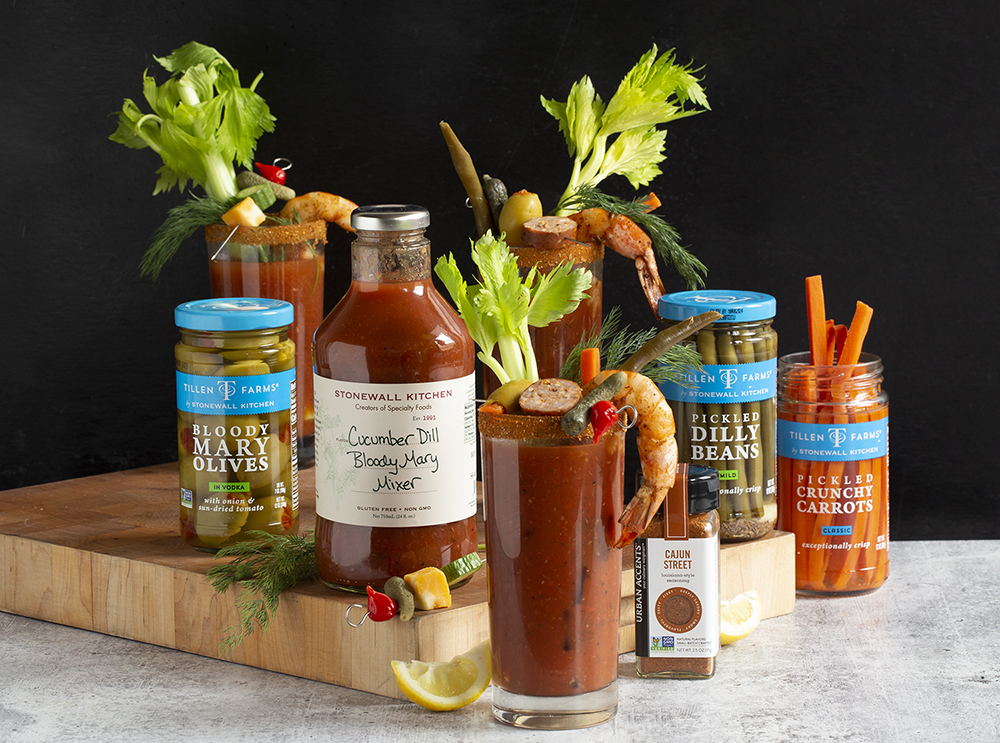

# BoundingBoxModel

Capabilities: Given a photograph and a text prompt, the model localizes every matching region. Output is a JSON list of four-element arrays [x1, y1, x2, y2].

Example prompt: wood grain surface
[[0, 464, 793, 698]]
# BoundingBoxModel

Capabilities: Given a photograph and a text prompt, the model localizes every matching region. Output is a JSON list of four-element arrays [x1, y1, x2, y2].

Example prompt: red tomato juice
[[481, 418, 624, 697], [313, 279, 479, 587], [209, 253, 324, 444]]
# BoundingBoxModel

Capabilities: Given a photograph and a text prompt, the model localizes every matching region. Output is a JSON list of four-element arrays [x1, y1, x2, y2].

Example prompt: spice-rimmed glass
[[479, 409, 624, 730], [206, 219, 326, 467]]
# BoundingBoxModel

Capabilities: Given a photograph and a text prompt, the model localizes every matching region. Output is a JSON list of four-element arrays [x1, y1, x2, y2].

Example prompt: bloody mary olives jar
[[175, 298, 299, 552], [313, 205, 479, 591], [658, 291, 778, 542]]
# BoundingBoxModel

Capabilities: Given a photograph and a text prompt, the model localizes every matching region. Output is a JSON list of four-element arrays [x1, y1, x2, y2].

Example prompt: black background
[[2, 2, 997, 540]]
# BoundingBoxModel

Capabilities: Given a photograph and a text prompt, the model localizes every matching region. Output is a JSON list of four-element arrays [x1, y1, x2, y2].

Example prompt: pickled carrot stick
[[834, 324, 848, 362], [639, 192, 662, 212], [838, 301, 873, 366], [806, 275, 829, 366], [825, 319, 836, 366], [581, 347, 601, 386]]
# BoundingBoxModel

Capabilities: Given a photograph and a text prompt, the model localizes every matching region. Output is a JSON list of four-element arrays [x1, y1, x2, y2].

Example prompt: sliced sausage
[[517, 378, 583, 416], [521, 216, 578, 250]]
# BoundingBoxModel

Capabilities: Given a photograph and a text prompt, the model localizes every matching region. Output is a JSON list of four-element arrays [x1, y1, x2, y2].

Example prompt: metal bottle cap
[[350, 204, 430, 231]]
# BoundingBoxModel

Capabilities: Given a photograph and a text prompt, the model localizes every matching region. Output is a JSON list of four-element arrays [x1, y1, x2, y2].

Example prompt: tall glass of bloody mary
[[479, 408, 624, 729], [206, 218, 326, 467]]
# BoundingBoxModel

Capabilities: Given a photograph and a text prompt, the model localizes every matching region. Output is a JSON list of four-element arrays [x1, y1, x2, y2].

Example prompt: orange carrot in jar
[[838, 301, 874, 366], [825, 319, 836, 366], [806, 275, 829, 366], [834, 324, 848, 362]]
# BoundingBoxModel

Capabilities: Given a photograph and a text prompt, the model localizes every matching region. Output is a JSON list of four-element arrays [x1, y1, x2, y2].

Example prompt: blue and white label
[[778, 417, 888, 461], [660, 359, 776, 403], [176, 369, 294, 414]]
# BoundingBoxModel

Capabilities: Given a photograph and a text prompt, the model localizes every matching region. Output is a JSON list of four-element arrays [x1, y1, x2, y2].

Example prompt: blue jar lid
[[175, 298, 294, 331], [658, 290, 776, 323]]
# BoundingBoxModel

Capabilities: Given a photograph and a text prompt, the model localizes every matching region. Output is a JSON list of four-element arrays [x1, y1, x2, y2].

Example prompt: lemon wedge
[[391, 639, 491, 711], [720, 589, 761, 646]]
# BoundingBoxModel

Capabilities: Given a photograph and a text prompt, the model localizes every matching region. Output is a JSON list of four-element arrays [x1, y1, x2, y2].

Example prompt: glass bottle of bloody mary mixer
[[312, 205, 479, 591]]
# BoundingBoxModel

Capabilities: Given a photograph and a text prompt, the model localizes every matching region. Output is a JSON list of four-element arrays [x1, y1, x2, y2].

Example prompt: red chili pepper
[[590, 400, 619, 444], [366, 585, 398, 622], [255, 162, 287, 185]]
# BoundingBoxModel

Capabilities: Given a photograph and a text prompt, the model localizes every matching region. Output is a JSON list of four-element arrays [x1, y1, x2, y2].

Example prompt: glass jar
[[482, 241, 603, 397], [206, 218, 326, 467], [174, 298, 299, 552], [635, 464, 720, 679], [312, 205, 479, 591], [776, 352, 889, 594], [658, 291, 778, 542]]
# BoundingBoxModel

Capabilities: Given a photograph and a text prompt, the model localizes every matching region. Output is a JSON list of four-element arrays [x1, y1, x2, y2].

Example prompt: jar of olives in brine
[[175, 298, 299, 551], [658, 291, 778, 542]]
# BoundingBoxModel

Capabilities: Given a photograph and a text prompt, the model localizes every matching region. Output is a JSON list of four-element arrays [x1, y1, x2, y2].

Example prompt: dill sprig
[[206, 529, 319, 653], [561, 306, 704, 387], [558, 185, 707, 290], [140, 194, 232, 280]]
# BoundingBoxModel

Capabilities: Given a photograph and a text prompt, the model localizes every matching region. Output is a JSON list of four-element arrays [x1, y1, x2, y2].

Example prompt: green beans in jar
[[657, 291, 778, 542]]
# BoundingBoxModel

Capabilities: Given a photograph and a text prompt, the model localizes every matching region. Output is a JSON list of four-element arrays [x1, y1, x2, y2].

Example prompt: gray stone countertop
[[2, 540, 998, 743]]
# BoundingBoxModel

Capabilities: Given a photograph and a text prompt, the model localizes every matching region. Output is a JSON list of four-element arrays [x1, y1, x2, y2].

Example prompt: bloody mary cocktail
[[479, 409, 624, 729], [206, 219, 326, 467], [483, 243, 603, 397]]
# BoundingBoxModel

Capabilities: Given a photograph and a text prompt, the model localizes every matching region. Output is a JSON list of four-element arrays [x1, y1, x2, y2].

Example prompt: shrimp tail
[[615, 484, 670, 548], [570, 209, 666, 317]]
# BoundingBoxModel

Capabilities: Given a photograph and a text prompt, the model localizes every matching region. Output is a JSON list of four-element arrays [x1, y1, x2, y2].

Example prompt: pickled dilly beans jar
[[175, 298, 299, 551], [657, 291, 778, 542], [776, 352, 889, 594]]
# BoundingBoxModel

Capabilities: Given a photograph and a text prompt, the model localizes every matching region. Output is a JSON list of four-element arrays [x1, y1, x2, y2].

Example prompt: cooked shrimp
[[588, 369, 678, 548], [569, 209, 666, 317], [278, 192, 358, 232]]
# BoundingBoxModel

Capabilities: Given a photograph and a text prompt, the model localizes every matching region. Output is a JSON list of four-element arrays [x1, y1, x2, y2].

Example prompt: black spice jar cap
[[687, 465, 721, 514]]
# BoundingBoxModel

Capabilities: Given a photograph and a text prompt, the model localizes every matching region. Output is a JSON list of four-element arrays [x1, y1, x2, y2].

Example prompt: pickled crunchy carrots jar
[[174, 298, 299, 552], [313, 205, 479, 591], [776, 352, 889, 594]]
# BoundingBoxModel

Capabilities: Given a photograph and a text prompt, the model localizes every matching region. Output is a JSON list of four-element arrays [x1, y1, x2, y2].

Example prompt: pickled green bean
[[440, 121, 494, 237]]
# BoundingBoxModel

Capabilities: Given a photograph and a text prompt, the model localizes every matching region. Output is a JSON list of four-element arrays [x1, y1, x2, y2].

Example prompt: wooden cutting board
[[0, 464, 793, 699]]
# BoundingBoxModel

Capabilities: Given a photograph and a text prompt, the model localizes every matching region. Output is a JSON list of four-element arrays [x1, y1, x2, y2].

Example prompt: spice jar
[[776, 352, 889, 594], [658, 291, 778, 542], [174, 298, 299, 552], [313, 205, 479, 591], [634, 464, 720, 678]]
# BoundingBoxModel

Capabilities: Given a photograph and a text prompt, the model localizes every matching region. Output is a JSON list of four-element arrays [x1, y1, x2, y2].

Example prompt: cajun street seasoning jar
[[635, 464, 721, 678], [658, 291, 778, 542], [175, 298, 299, 552], [313, 205, 479, 591], [776, 352, 889, 594]]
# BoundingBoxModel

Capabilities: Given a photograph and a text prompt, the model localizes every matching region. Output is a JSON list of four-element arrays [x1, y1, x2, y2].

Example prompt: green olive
[[222, 360, 271, 376], [498, 190, 543, 247]]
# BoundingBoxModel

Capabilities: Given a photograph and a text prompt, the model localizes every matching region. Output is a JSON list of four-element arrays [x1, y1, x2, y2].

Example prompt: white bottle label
[[313, 373, 477, 527], [637, 534, 720, 657]]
